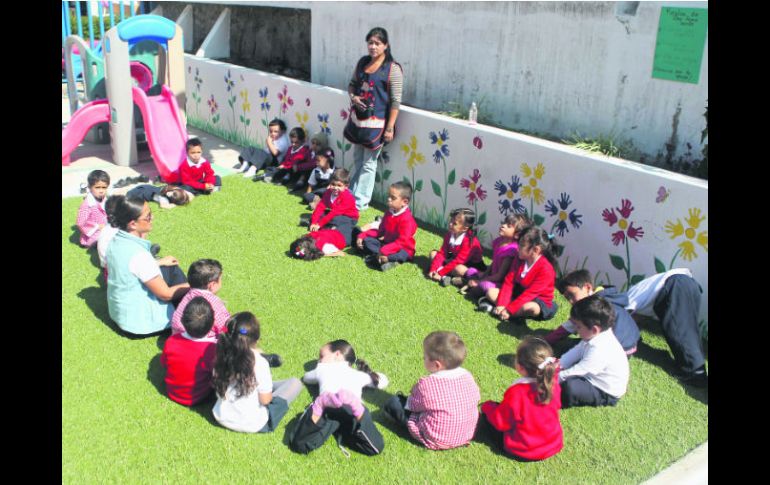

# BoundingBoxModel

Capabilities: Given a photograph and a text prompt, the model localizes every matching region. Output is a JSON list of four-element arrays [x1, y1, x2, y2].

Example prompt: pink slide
[[132, 85, 188, 182], [61, 99, 110, 165]]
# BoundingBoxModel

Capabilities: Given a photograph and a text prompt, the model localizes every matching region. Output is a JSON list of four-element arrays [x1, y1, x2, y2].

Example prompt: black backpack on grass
[[288, 403, 384, 456]]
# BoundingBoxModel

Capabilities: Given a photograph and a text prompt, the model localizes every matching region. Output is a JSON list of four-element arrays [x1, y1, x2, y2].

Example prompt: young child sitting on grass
[[171, 259, 230, 339], [383, 331, 481, 450], [178, 138, 221, 195], [428, 208, 486, 287], [355, 181, 417, 272], [261, 127, 310, 185], [480, 336, 562, 461], [293, 131, 329, 192], [161, 296, 218, 406], [545, 269, 640, 356], [237, 119, 289, 178], [307, 168, 359, 246], [302, 147, 336, 209], [558, 294, 630, 408], [76, 169, 110, 248]]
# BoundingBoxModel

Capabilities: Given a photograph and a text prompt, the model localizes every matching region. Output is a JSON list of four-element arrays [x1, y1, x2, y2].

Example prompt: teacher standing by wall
[[344, 27, 404, 211]]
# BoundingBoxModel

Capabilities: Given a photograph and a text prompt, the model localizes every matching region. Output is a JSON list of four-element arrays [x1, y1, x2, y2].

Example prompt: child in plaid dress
[[171, 259, 230, 339], [76, 170, 110, 248], [384, 331, 481, 450]]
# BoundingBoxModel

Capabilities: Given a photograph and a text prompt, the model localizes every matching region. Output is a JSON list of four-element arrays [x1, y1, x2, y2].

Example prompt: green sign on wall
[[652, 7, 708, 84]]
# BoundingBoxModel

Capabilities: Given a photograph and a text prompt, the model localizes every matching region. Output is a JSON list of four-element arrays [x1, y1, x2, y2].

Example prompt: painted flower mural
[[278, 84, 294, 114], [428, 129, 455, 222], [519, 162, 546, 225], [545, 193, 583, 237], [318, 113, 331, 135], [429, 129, 450, 163], [494, 175, 526, 217], [663, 208, 708, 266], [460, 169, 487, 205], [603, 198, 645, 289], [400, 135, 426, 209]]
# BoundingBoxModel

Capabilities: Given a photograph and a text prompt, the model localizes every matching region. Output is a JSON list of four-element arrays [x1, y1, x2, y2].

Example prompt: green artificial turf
[[62, 176, 707, 484]]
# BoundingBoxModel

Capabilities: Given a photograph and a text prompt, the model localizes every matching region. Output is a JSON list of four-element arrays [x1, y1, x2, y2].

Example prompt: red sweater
[[497, 256, 556, 315], [160, 334, 217, 406], [178, 159, 216, 190], [309, 228, 346, 250], [481, 375, 563, 461], [295, 150, 318, 172], [279, 145, 311, 170], [357, 208, 418, 258], [429, 230, 484, 276], [311, 189, 359, 228]]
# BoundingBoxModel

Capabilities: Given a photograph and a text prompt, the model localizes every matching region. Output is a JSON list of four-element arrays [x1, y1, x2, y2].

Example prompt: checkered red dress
[[170, 289, 230, 339], [76, 194, 108, 248], [406, 369, 481, 450]]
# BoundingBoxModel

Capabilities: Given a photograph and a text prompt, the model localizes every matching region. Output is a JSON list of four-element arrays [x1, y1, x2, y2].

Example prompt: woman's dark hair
[[449, 207, 477, 246], [181, 296, 215, 339], [366, 27, 394, 63], [107, 195, 146, 230], [213, 312, 261, 399], [104, 196, 120, 227], [517, 225, 561, 270], [516, 336, 557, 404], [87, 169, 110, 187], [290, 235, 324, 261], [160, 185, 190, 206], [289, 127, 307, 143], [327, 339, 380, 387]]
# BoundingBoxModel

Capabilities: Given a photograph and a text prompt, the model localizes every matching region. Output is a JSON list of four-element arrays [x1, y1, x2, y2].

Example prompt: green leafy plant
[[563, 132, 639, 159]]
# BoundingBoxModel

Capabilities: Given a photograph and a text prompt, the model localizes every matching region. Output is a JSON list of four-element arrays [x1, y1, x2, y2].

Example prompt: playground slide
[[61, 99, 110, 165], [132, 85, 188, 182]]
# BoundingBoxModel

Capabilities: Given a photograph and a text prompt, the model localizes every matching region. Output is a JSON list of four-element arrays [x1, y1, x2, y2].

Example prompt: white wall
[[183, 54, 708, 330]]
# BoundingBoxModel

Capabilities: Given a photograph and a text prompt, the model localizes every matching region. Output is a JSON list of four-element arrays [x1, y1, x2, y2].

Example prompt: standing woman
[[344, 27, 404, 211], [105, 195, 190, 336]]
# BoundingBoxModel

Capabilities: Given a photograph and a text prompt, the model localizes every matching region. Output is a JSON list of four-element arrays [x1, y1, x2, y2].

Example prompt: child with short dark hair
[[76, 169, 110, 247], [161, 296, 218, 406], [308, 168, 359, 246], [237, 118, 289, 178], [171, 259, 230, 338], [428, 208, 486, 287], [558, 294, 630, 408], [545, 269, 640, 355], [178, 138, 221, 194], [261, 127, 311, 185], [293, 131, 329, 191], [481, 336, 563, 461], [355, 181, 418, 271], [303, 147, 336, 209], [491, 226, 559, 323], [289, 229, 347, 260], [383, 331, 481, 450], [212, 313, 302, 433]]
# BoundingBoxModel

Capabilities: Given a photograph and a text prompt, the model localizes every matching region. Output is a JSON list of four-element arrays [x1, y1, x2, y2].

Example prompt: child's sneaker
[[242, 165, 257, 177], [293, 177, 306, 191], [233, 156, 245, 170], [477, 297, 494, 313], [262, 353, 283, 368], [299, 213, 312, 227], [380, 261, 401, 272], [308, 195, 321, 211], [451, 276, 465, 287], [262, 175, 274, 183], [440, 276, 453, 287], [458, 284, 470, 295]]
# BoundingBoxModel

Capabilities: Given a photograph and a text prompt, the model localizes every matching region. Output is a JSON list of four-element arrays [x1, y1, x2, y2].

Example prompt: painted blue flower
[[259, 87, 270, 111], [495, 175, 525, 216], [429, 129, 450, 163], [317, 113, 331, 135], [194, 68, 202, 91], [546, 192, 582, 236], [225, 70, 235, 91], [259, 87, 268, 98]]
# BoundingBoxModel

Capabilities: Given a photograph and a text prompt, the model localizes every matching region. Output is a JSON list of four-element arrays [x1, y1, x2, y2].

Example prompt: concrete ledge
[[641, 442, 707, 485]]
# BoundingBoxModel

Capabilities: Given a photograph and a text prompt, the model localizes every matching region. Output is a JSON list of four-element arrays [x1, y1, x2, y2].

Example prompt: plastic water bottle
[[468, 102, 478, 125]]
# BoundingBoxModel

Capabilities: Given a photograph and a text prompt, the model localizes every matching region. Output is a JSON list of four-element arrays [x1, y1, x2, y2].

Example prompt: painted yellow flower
[[665, 207, 707, 261], [401, 135, 426, 170], [520, 162, 545, 204], [239, 90, 250, 112], [295, 111, 309, 131]]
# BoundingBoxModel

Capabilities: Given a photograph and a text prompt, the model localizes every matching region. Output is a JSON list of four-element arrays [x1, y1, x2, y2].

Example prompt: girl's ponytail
[[213, 313, 260, 398], [535, 357, 557, 404], [355, 359, 380, 388], [516, 336, 556, 404], [328, 339, 381, 387]]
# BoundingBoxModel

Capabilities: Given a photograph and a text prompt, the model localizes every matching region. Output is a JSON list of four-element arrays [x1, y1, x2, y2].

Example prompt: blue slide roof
[[117, 15, 176, 45]]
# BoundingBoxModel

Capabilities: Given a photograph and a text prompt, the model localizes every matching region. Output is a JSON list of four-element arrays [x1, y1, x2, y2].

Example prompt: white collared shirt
[[448, 232, 466, 247], [390, 206, 409, 217], [559, 328, 629, 398], [625, 268, 693, 317]]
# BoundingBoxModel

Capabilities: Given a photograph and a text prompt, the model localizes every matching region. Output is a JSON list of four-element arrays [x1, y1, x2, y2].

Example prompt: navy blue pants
[[126, 184, 161, 202], [383, 394, 412, 427], [653, 275, 706, 374], [320, 215, 356, 247], [361, 237, 409, 263], [561, 376, 619, 408], [180, 175, 221, 195], [160, 265, 187, 287]]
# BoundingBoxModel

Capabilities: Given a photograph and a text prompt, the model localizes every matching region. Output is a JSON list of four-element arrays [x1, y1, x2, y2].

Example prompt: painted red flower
[[340, 109, 349, 121], [617, 199, 634, 219], [611, 231, 625, 246], [627, 223, 644, 241], [473, 136, 483, 150], [602, 208, 618, 226], [306, 98, 311, 107], [460, 169, 487, 204], [602, 198, 643, 246]]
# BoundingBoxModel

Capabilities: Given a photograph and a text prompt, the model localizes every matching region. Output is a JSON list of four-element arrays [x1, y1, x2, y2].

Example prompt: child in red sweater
[[178, 138, 221, 195], [262, 127, 311, 186], [161, 296, 217, 406], [481, 336, 563, 461], [355, 181, 417, 272], [489, 226, 559, 323], [428, 208, 486, 287], [309, 168, 359, 246], [289, 229, 348, 260]]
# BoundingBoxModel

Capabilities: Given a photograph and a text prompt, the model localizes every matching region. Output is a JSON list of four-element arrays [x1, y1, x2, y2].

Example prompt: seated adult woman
[[105, 195, 189, 335]]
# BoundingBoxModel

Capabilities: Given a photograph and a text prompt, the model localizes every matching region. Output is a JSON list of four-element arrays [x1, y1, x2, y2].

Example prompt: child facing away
[[428, 208, 487, 287], [212, 313, 301, 433], [289, 229, 348, 260], [76, 169, 110, 248], [545, 269, 640, 356], [293, 131, 329, 192], [558, 294, 630, 408], [355, 181, 418, 272], [289, 340, 388, 456], [464, 213, 531, 298], [96, 196, 121, 278], [486, 226, 560, 323], [236, 118, 289, 178], [383, 331, 480, 450], [161, 296, 218, 406], [308, 168, 360, 246], [303, 147, 335, 209], [261, 127, 311, 185], [171, 259, 230, 339], [110, 183, 193, 209], [178, 138, 222, 195], [480, 336, 563, 461]]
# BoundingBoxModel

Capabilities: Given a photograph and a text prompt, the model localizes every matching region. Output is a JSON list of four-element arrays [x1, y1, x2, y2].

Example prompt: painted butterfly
[[656, 186, 670, 203]]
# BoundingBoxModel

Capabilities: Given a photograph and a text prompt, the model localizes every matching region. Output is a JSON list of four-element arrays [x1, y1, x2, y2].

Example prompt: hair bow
[[537, 356, 556, 370]]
